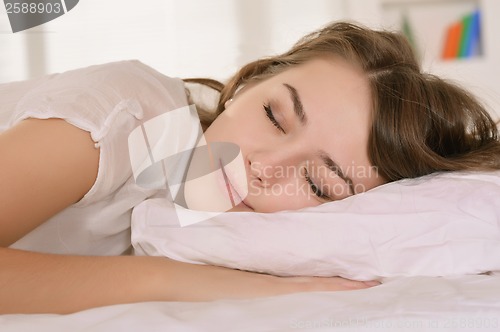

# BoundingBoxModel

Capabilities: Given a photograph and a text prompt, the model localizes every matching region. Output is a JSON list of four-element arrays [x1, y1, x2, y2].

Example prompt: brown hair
[[185, 21, 500, 182]]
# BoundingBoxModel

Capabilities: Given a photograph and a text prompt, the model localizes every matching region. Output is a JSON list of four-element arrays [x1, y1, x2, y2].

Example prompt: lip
[[219, 159, 253, 210]]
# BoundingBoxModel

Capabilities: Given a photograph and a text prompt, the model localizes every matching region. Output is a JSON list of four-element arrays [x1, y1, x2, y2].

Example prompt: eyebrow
[[283, 83, 307, 125], [319, 152, 355, 195], [283, 83, 356, 196]]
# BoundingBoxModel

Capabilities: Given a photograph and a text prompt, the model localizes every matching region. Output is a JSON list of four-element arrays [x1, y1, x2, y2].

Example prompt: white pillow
[[131, 171, 500, 280]]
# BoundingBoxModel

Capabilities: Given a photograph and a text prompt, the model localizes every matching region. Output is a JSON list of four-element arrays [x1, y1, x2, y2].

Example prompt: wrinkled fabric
[[2, 60, 188, 255], [132, 171, 500, 279]]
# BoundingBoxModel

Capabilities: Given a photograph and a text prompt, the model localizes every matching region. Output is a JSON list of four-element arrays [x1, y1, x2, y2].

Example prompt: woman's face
[[198, 57, 385, 213]]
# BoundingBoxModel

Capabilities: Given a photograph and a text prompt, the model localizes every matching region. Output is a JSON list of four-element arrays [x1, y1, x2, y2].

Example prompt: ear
[[225, 81, 255, 109], [224, 98, 233, 109]]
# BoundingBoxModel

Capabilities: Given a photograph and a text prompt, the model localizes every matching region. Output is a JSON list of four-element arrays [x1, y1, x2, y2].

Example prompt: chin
[[228, 201, 255, 212]]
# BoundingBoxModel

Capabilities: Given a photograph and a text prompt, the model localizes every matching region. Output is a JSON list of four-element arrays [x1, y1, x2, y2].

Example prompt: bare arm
[[0, 119, 377, 314], [0, 247, 375, 314], [0, 118, 99, 246]]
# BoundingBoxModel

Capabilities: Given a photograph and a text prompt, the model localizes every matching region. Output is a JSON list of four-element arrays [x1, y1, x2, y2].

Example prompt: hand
[[280, 276, 381, 293]]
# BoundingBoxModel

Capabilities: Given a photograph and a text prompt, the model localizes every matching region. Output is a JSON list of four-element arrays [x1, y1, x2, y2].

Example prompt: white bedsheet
[[2, 275, 500, 332]]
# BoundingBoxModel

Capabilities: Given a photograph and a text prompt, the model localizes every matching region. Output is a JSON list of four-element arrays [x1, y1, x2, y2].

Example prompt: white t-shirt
[[1, 60, 189, 255]]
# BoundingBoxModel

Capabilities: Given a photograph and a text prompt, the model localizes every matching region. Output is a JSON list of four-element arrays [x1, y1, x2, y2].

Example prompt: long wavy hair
[[184, 21, 500, 182]]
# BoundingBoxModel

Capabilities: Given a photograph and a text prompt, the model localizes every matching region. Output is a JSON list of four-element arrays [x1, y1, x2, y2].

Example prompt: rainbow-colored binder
[[442, 9, 482, 60]]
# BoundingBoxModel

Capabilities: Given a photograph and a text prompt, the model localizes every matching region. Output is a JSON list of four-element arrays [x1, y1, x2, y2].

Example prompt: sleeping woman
[[1, 21, 499, 314]]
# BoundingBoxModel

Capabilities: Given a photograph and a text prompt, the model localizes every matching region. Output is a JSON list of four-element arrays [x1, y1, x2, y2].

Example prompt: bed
[[2, 171, 500, 331], [2, 68, 500, 332], [1, 275, 499, 331], [0, 275, 500, 332]]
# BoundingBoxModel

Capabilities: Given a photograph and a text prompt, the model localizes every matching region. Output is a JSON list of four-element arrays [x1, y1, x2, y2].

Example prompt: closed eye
[[304, 167, 330, 200], [263, 103, 285, 134]]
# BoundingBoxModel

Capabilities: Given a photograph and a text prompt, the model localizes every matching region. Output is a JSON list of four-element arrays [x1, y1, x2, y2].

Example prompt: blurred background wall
[[1, 0, 499, 117]]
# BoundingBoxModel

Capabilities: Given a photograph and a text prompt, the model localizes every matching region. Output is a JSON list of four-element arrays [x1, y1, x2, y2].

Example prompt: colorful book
[[468, 9, 482, 57], [441, 9, 482, 60], [402, 13, 417, 54], [442, 22, 462, 59], [458, 12, 473, 58]]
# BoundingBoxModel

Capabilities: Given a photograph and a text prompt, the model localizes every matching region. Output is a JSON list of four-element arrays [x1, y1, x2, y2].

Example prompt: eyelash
[[263, 103, 285, 134], [304, 168, 329, 199], [263, 103, 328, 200]]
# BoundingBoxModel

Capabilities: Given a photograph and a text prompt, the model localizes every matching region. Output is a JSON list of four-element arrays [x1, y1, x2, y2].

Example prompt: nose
[[247, 148, 302, 187]]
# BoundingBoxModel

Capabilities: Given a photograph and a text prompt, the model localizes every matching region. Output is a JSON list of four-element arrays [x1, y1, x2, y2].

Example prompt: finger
[[340, 279, 381, 290]]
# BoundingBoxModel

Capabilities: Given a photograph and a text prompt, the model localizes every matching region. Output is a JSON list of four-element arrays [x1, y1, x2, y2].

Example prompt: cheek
[[355, 172, 387, 193], [205, 109, 262, 149], [204, 116, 232, 143]]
